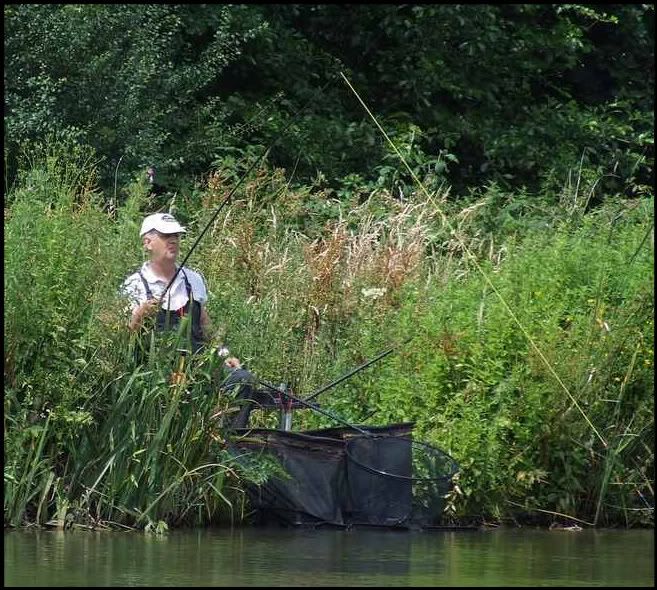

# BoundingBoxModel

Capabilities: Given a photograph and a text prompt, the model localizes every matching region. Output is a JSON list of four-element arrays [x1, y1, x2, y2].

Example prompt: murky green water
[[4, 526, 654, 586]]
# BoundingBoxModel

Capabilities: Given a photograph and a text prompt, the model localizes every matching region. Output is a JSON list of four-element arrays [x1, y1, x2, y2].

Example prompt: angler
[[120, 211, 259, 428], [122, 213, 210, 350]]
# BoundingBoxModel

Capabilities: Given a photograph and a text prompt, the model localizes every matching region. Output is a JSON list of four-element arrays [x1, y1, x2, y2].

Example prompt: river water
[[4, 526, 654, 586]]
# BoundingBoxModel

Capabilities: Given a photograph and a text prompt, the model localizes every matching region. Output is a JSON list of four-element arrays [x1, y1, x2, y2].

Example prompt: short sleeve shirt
[[121, 262, 208, 312]]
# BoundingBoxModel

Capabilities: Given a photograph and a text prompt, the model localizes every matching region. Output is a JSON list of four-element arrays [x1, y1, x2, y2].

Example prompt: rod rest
[[221, 369, 315, 410], [251, 388, 310, 410]]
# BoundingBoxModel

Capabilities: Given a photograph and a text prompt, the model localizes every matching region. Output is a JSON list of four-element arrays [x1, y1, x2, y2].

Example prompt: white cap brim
[[140, 213, 187, 237]]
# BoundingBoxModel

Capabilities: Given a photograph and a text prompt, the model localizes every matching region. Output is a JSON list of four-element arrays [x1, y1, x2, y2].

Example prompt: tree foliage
[[5, 4, 266, 185], [4, 4, 654, 199]]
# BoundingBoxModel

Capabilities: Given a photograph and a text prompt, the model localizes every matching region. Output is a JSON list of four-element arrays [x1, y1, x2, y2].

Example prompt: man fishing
[[120, 212, 259, 428]]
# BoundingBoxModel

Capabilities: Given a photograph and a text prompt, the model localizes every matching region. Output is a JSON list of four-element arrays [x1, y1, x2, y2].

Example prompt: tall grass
[[4, 143, 654, 528], [4, 146, 249, 529]]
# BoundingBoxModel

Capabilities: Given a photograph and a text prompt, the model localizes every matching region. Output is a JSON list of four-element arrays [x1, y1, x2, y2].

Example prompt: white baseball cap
[[140, 213, 187, 237]]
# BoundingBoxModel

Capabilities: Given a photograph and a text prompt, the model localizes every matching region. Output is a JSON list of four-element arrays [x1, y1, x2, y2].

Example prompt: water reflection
[[4, 527, 654, 586]]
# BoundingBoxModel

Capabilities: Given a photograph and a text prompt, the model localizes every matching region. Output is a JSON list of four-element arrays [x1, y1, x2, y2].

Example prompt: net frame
[[345, 435, 459, 482]]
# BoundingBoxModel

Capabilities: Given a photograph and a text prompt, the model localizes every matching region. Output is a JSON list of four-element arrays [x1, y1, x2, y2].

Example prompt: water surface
[[4, 526, 654, 586]]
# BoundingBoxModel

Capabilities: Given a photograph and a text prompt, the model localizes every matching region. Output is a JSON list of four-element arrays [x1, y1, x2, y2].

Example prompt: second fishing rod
[[157, 71, 342, 305]]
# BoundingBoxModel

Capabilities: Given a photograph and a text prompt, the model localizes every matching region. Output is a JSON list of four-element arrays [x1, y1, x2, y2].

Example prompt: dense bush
[[4, 146, 653, 528], [4, 3, 653, 531]]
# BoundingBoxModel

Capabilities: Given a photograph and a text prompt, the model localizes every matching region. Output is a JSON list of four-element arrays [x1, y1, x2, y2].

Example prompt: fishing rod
[[158, 71, 346, 303], [303, 337, 412, 403], [257, 378, 372, 437], [160, 153, 267, 300], [252, 337, 412, 435]]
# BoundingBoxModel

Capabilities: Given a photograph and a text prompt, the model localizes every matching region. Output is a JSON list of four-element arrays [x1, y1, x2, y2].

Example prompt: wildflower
[[361, 287, 386, 300]]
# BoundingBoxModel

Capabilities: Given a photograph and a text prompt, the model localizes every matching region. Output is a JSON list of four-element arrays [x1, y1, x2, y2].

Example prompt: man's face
[[144, 231, 181, 262]]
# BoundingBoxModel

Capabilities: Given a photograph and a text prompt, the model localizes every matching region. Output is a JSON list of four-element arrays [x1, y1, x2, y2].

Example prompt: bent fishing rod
[[303, 337, 412, 403], [158, 74, 344, 303], [156, 17, 396, 303]]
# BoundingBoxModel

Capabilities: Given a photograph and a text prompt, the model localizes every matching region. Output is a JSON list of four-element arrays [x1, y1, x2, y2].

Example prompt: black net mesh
[[345, 436, 458, 526], [229, 423, 459, 529]]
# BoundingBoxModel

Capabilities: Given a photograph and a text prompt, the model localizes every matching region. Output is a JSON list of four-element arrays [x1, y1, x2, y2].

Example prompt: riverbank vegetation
[[4, 145, 653, 530], [4, 4, 654, 530]]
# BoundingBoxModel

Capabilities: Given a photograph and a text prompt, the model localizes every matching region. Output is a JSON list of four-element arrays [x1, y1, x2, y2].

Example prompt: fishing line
[[339, 71, 607, 448]]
